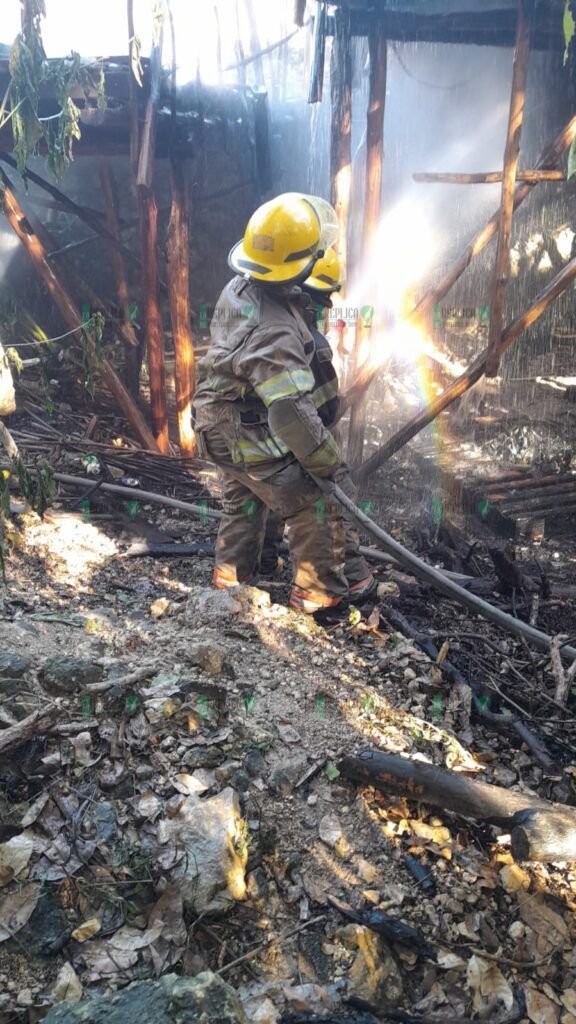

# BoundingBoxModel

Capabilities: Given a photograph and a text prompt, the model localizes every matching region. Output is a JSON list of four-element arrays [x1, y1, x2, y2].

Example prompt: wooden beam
[[486, 0, 531, 378], [347, 22, 387, 469], [99, 161, 141, 395], [308, 1, 327, 103], [136, 5, 169, 453], [354, 252, 576, 484], [414, 170, 565, 184], [341, 110, 576, 417], [330, 6, 352, 284], [166, 1, 196, 456], [0, 177, 159, 452], [294, 0, 306, 28]]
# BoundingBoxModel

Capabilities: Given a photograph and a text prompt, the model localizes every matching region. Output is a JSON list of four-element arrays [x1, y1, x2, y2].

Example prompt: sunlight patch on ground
[[18, 512, 118, 587]]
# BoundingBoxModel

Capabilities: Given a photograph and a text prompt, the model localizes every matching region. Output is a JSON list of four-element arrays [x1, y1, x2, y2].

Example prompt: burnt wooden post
[[486, 0, 531, 378], [294, 0, 307, 27], [347, 18, 387, 468], [127, 0, 141, 183], [166, 1, 196, 456], [99, 161, 140, 394], [308, 0, 327, 104], [0, 177, 159, 452], [330, 6, 352, 284], [354, 252, 576, 482], [136, 3, 169, 453]]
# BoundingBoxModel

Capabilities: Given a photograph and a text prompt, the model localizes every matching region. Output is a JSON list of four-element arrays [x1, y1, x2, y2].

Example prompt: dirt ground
[[0, 458, 575, 1023]]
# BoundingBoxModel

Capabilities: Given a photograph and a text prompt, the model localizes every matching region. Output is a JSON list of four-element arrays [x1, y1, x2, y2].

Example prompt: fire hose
[[310, 474, 576, 665], [54, 472, 576, 664]]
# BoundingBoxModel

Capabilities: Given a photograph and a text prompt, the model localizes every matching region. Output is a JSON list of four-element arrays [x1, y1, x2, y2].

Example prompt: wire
[[7, 316, 99, 348]]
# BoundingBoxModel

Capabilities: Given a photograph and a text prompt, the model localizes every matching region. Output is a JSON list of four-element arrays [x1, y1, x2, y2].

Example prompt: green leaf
[[568, 135, 576, 180], [564, 0, 575, 64], [324, 761, 340, 781], [348, 606, 362, 627]]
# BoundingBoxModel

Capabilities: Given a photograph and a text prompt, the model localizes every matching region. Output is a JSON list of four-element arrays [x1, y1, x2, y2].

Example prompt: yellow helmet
[[228, 193, 332, 285], [304, 246, 342, 292]]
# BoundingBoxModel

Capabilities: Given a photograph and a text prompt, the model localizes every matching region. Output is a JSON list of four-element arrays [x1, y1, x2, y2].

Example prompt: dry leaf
[[0, 883, 39, 942], [466, 955, 513, 1012], [518, 893, 569, 955], [437, 949, 466, 970], [81, 939, 138, 979], [20, 792, 50, 828], [0, 833, 33, 885], [71, 917, 101, 942], [108, 921, 163, 951], [562, 992, 576, 1015], [51, 962, 83, 1005], [525, 988, 560, 1024]]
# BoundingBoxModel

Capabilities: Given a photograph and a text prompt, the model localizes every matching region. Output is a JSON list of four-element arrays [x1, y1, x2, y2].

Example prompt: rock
[[188, 642, 233, 677], [246, 867, 269, 902], [269, 761, 306, 795], [231, 770, 250, 794], [44, 971, 248, 1023], [150, 597, 171, 619], [244, 748, 265, 778], [185, 585, 270, 628], [90, 802, 118, 843], [182, 746, 225, 770], [319, 813, 342, 848], [0, 653, 33, 679], [40, 658, 103, 695], [162, 788, 248, 913], [16, 890, 71, 956], [0, 677, 25, 698], [337, 924, 403, 1007]]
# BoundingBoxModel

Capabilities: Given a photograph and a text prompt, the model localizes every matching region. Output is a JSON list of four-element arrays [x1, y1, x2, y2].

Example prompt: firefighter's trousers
[[201, 426, 372, 611]]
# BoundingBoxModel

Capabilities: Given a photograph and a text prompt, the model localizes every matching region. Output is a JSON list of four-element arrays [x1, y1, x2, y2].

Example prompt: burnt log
[[339, 750, 576, 862]]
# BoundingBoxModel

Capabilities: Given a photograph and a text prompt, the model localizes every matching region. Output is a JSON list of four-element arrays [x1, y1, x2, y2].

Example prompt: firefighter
[[192, 192, 375, 617]]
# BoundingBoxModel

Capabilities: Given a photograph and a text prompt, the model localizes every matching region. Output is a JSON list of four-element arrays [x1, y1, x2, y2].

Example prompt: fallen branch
[[85, 664, 159, 694], [217, 914, 326, 976], [0, 708, 57, 754], [339, 750, 576, 862]]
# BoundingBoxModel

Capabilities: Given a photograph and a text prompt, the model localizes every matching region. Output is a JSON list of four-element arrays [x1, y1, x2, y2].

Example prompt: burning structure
[[1, 3, 576, 1020]]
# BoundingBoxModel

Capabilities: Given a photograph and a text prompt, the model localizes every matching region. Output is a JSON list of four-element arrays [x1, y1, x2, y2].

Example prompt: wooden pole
[[166, 0, 196, 456], [330, 7, 352, 284], [347, 23, 387, 468], [0, 178, 159, 452], [342, 110, 576, 415], [127, 0, 141, 184], [99, 161, 141, 395], [294, 0, 306, 27], [486, 0, 531, 378], [308, 0, 327, 103], [354, 252, 576, 483], [413, 169, 565, 184], [244, 0, 265, 87], [136, 3, 169, 453]]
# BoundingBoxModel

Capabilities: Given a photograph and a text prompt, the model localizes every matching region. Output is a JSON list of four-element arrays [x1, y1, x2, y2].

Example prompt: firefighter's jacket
[[193, 276, 341, 479]]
